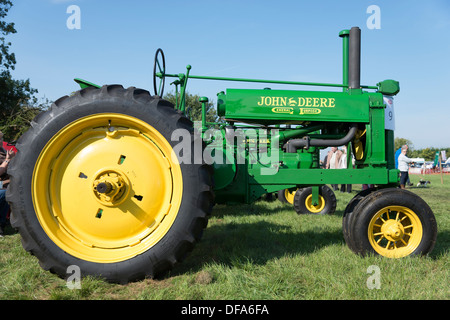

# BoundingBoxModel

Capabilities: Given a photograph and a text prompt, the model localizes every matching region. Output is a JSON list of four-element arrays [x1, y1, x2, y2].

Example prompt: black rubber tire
[[6, 85, 214, 283], [348, 188, 437, 257], [277, 189, 287, 203], [263, 193, 275, 202], [277, 188, 298, 205], [342, 187, 377, 251], [344, 188, 398, 254], [293, 185, 336, 215]]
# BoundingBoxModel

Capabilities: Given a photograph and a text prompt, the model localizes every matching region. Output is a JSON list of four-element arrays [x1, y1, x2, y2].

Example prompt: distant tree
[[409, 147, 439, 162], [394, 137, 414, 152], [164, 91, 220, 123], [421, 148, 438, 161], [0, 0, 48, 141], [405, 146, 450, 161], [0, 0, 15, 69]]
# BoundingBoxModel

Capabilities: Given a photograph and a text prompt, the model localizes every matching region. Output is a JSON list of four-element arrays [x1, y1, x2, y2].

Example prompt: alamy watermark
[[171, 123, 281, 176], [366, 5, 381, 30], [66, 263, 382, 290], [65, 5, 381, 33], [66, 5, 81, 30], [66, 265, 81, 289], [366, 265, 381, 289]]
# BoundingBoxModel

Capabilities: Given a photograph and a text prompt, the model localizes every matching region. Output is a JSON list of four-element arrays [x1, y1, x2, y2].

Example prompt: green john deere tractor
[[6, 27, 437, 283]]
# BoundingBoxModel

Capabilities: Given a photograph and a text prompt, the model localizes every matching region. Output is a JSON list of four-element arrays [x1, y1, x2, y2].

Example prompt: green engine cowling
[[207, 124, 321, 204], [210, 83, 399, 204], [208, 25, 400, 204], [217, 89, 370, 124]]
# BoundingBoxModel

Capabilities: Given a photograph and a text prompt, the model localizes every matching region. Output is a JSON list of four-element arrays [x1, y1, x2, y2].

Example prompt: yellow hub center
[[305, 194, 325, 213], [381, 219, 404, 241], [92, 170, 129, 206]]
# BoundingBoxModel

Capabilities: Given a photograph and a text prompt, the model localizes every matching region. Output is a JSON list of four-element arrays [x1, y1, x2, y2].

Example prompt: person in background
[[338, 146, 352, 193], [395, 144, 412, 186], [398, 145, 412, 189], [326, 147, 343, 191], [394, 145, 405, 169], [0, 131, 16, 236]]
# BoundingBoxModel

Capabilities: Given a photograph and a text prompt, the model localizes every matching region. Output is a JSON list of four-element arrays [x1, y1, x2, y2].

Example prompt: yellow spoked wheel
[[348, 188, 437, 258], [7, 85, 213, 283], [368, 206, 423, 258], [33, 114, 182, 263]]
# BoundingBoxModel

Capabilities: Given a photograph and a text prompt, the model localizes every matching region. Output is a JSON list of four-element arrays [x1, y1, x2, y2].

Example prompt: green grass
[[0, 174, 448, 300]]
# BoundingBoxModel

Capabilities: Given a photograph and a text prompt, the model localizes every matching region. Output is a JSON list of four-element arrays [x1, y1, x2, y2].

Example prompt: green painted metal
[[182, 74, 349, 88], [149, 27, 401, 204], [76, 27, 402, 204], [158, 72, 378, 113], [311, 186, 319, 206], [200, 96, 208, 132], [273, 124, 324, 142], [217, 89, 371, 124], [74, 78, 101, 89], [377, 79, 400, 95], [339, 29, 349, 92]]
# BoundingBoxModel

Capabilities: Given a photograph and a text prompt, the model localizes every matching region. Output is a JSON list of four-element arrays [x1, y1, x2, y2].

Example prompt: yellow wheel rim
[[284, 189, 297, 204], [304, 194, 325, 213], [368, 206, 423, 258], [32, 114, 183, 263]]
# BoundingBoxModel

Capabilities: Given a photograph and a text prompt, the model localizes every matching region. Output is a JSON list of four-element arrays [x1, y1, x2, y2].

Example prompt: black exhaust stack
[[348, 27, 361, 89]]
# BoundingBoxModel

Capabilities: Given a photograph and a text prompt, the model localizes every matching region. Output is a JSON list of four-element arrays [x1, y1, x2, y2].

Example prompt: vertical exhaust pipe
[[348, 26, 361, 89]]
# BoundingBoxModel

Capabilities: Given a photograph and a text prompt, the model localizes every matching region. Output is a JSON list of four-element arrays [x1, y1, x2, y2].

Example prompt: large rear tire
[[6, 85, 214, 283]]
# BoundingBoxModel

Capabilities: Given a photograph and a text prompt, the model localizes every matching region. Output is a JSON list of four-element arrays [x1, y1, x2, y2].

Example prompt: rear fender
[[74, 78, 101, 89]]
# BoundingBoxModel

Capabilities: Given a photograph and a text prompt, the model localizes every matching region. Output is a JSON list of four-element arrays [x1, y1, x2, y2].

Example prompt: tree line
[[394, 138, 449, 162], [0, 1, 219, 143], [0, 0, 51, 142], [1, 1, 446, 159]]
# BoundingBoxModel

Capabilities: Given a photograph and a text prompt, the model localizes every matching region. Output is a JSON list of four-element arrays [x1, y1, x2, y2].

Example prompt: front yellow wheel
[[33, 114, 183, 263], [348, 188, 437, 258], [368, 206, 423, 258]]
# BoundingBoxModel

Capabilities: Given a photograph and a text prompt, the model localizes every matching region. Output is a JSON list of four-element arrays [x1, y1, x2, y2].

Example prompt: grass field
[[0, 174, 448, 300]]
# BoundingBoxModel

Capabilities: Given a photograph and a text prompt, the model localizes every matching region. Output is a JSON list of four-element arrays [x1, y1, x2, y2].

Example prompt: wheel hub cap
[[305, 194, 325, 213], [93, 170, 129, 206], [381, 219, 404, 242]]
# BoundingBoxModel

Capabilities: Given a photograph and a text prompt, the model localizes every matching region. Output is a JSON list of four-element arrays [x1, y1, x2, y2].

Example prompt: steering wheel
[[153, 48, 166, 97]]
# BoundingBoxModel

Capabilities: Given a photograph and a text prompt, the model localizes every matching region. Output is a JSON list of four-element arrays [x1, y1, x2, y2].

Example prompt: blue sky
[[6, 0, 450, 148]]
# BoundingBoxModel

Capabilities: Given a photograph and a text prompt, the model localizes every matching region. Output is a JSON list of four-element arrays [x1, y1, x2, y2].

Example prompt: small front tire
[[349, 189, 437, 258], [293, 186, 336, 215]]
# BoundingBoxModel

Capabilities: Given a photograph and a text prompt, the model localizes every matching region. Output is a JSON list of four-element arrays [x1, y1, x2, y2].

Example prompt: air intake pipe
[[348, 26, 361, 89], [286, 123, 358, 153]]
